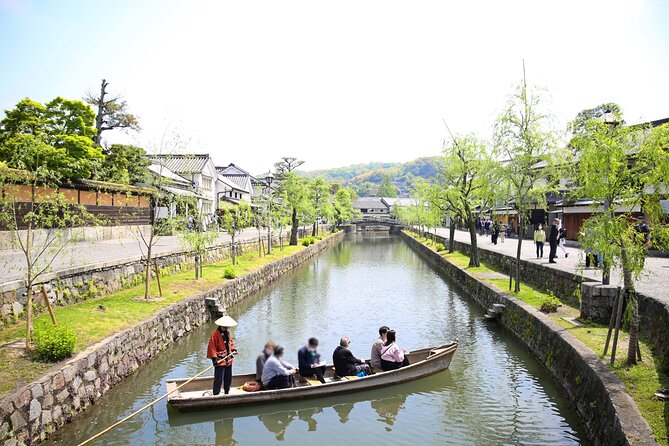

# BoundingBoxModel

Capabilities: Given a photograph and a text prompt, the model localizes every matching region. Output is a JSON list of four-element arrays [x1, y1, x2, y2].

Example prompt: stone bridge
[[346, 218, 405, 233]]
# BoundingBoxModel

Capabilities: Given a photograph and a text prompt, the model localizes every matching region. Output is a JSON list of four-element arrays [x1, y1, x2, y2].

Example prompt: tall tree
[[0, 97, 104, 180], [219, 200, 252, 264], [438, 130, 497, 265], [282, 173, 311, 245], [274, 157, 304, 178], [333, 188, 358, 226], [0, 144, 98, 352], [377, 173, 398, 197], [493, 69, 564, 292], [309, 178, 334, 236], [85, 79, 140, 146], [572, 112, 669, 364], [97, 144, 151, 185]]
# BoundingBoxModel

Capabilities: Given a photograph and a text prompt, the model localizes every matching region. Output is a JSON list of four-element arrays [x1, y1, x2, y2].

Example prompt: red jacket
[[207, 328, 236, 367]]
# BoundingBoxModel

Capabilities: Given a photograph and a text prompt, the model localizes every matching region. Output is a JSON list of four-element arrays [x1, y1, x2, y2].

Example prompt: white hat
[[215, 315, 237, 327]]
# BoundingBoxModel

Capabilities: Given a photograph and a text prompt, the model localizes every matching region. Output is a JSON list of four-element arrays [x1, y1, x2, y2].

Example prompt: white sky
[[1, 0, 667, 173]]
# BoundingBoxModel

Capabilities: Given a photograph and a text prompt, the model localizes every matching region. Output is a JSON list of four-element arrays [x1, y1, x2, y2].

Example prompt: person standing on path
[[534, 224, 546, 259], [206, 315, 238, 395], [548, 218, 560, 264], [492, 221, 500, 245], [558, 226, 569, 258]]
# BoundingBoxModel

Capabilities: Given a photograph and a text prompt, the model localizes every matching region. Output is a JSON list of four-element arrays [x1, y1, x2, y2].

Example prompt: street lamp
[[265, 172, 274, 254]]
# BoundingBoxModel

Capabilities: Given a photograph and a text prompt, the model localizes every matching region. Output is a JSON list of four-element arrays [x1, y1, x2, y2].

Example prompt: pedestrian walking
[[500, 224, 506, 243], [534, 224, 546, 259], [558, 225, 568, 258], [548, 218, 560, 263], [491, 221, 500, 245]]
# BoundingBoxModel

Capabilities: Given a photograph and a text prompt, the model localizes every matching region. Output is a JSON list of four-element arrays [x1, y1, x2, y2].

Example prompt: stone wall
[[402, 232, 656, 446], [423, 230, 669, 371], [0, 230, 308, 326], [421, 231, 587, 306], [0, 230, 345, 445]]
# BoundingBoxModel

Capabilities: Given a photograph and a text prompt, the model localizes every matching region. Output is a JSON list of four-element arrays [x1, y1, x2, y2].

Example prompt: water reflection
[[214, 418, 237, 445], [371, 394, 406, 431]]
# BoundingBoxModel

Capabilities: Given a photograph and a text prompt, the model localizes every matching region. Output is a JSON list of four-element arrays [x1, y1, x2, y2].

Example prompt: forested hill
[[300, 156, 443, 197]]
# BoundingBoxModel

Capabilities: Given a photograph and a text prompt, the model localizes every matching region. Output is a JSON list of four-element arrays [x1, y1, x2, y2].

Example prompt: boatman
[[207, 315, 238, 395]]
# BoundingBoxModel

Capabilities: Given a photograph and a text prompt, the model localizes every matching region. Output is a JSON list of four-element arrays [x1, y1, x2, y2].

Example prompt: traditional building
[[216, 163, 254, 207]]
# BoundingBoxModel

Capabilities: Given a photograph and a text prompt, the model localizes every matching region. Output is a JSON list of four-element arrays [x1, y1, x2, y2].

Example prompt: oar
[[78, 352, 235, 446]]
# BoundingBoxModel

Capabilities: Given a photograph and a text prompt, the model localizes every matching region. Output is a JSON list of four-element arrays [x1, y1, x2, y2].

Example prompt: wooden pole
[[78, 353, 234, 446], [610, 289, 625, 365], [602, 288, 620, 356], [153, 262, 162, 297], [41, 286, 57, 326]]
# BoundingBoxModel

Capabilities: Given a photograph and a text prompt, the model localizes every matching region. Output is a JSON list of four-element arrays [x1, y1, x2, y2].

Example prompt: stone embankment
[[426, 231, 669, 371], [0, 231, 345, 445], [402, 232, 656, 446]]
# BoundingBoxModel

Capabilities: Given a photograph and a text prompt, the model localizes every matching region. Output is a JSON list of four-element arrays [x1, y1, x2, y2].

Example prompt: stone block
[[83, 370, 97, 382], [30, 384, 43, 399], [41, 409, 52, 425], [9, 411, 26, 431], [29, 399, 41, 421], [52, 372, 65, 390], [42, 394, 53, 409], [16, 389, 31, 409], [56, 389, 69, 403], [52, 405, 63, 425], [62, 365, 77, 383]]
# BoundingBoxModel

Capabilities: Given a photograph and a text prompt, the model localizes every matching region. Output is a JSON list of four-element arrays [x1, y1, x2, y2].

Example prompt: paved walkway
[[0, 228, 265, 285], [434, 228, 669, 306]]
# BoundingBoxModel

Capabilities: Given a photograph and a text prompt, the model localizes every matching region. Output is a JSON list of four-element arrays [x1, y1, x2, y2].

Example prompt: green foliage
[[435, 243, 445, 252], [223, 266, 237, 279], [539, 295, 561, 313], [32, 324, 77, 362], [97, 144, 151, 184], [0, 96, 103, 180], [377, 173, 398, 197], [333, 188, 358, 225]]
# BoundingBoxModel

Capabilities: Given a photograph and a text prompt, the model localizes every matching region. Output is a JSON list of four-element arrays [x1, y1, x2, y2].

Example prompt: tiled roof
[[148, 162, 192, 186], [216, 163, 252, 193], [353, 197, 389, 209], [216, 163, 249, 176], [148, 154, 211, 174]]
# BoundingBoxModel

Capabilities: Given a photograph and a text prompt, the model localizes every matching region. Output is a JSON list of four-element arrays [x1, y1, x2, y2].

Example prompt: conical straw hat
[[215, 315, 237, 327]]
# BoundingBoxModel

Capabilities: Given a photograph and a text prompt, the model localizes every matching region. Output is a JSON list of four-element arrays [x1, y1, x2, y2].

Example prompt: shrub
[[435, 243, 445, 252], [223, 266, 237, 279], [540, 296, 561, 313], [302, 238, 312, 246], [32, 324, 77, 362]]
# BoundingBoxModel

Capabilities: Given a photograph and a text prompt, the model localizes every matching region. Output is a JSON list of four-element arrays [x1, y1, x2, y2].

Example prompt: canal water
[[46, 233, 589, 445]]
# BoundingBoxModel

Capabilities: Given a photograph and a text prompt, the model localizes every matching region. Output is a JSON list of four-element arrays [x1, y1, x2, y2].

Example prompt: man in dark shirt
[[333, 336, 371, 377], [298, 337, 326, 384], [548, 218, 560, 264]]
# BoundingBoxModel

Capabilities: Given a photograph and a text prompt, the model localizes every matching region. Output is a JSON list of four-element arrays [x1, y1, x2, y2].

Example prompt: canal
[[47, 233, 589, 445]]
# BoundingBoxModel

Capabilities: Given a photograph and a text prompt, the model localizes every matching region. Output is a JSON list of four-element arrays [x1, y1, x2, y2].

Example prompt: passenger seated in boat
[[333, 336, 371, 377], [262, 346, 297, 390], [298, 337, 326, 384], [256, 341, 277, 382], [380, 330, 410, 371], [370, 325, 389, 372]]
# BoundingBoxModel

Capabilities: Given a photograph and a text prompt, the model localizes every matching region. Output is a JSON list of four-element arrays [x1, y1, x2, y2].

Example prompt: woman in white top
[[380, 330, 410, 371]]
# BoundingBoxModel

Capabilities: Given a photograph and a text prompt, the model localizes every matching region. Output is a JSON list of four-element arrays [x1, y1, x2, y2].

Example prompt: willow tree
[[220, 200, 252, 265], [282, 173, 311, 245], [572, 111, 669, 364], [439, 131, 497, 266], [493, 72, 563, 292]]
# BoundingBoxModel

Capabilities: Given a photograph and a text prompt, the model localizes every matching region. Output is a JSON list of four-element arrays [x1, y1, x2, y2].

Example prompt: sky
[[1, 0, 668, 174]]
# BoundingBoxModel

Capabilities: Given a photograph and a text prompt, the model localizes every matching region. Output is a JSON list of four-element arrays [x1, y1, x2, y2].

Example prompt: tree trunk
[[312, 222, 317, 237], [514, 218, 523, 293], [195, 255, 200, 280], [467, 218, 480, 267], [621, 246, 639, 364], [144, 230, 154, 300], [231, 234, 237, 265], [25, 283, 33, 351], [290, 208, 298, 246], [448, 220, 456, 253], [93, 79, 108, 146]]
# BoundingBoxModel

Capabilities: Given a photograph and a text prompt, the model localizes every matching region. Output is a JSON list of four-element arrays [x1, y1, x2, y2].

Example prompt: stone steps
[[205, 297, 225, 318], [484, 303, 506, 320]]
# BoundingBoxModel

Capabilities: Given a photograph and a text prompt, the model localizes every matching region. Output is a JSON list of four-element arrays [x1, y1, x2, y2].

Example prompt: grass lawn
[[405, 230, 668, 446], [0, 234, 328, 400]]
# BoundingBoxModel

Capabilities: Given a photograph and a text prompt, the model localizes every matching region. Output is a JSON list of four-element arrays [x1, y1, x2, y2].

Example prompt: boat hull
[[167, 341, 458, 411]]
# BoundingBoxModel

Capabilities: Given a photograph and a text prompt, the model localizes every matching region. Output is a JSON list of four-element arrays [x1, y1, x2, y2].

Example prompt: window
[[202, 176, 212, 190]]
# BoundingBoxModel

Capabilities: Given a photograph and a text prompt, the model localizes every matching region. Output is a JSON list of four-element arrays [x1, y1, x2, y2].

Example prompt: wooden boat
[[166, 341, 458, 411]]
